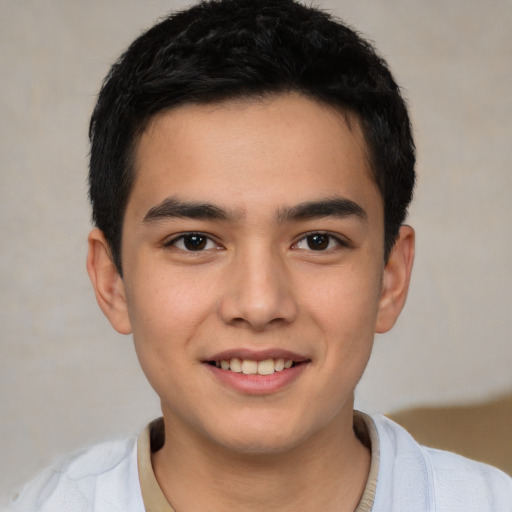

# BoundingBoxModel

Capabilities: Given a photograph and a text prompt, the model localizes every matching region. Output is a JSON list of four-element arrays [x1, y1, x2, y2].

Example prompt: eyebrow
[[276, 197, 367, 223], [143, 197, 230, 223], [143, 196, 367, 224]]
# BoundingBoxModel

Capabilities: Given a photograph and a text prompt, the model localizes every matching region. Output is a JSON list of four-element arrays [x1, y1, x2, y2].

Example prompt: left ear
[[375, 225, 415, 333]]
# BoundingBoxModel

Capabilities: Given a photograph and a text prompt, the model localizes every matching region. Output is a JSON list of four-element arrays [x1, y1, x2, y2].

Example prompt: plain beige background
[[1, 0, 511, 501]]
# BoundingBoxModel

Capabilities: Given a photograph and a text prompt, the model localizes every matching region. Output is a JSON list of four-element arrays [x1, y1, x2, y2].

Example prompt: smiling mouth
[[207, 357, 305, 376]]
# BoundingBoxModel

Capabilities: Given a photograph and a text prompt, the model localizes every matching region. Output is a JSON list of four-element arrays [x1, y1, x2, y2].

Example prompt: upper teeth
[[216, 358, 294, 375]]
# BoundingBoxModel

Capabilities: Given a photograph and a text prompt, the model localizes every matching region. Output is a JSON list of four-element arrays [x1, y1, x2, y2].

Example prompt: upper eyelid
[[294, 231, 349, 246], [163, 232, 221, 248]]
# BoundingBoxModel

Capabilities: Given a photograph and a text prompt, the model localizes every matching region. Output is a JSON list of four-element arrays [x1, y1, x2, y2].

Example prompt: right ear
[[86, 228, 132, 335]]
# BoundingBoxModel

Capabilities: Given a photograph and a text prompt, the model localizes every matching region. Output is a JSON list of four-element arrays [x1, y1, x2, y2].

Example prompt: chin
[[218, 433, 301, 456], [207, 416, 316, 456]]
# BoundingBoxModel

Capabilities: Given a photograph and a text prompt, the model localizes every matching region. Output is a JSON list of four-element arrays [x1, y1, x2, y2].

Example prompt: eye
[[166, 233, 218, 251], [294, 233, 345, 251]]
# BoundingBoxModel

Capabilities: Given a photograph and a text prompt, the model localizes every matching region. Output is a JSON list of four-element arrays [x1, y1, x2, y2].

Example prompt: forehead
[[129, 93, 382, 223]]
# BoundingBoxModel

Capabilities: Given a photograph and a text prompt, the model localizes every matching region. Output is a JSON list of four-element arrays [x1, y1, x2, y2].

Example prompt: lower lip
[[204, 363, 309, 395]]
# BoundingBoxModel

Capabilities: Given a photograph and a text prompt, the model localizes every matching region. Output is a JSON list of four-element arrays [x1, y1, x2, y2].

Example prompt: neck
[[152, 408, 370, 512]]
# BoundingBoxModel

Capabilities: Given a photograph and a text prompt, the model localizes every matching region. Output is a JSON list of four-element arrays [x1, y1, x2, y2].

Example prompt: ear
[[375, 225, 415, 333], [86, 228, 132, 335]]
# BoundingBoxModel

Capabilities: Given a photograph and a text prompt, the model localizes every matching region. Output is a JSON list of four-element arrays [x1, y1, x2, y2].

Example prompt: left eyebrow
[[276, 197, 367, 223]]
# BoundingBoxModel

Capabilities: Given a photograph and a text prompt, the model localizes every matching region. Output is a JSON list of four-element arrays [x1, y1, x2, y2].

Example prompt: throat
[[148, 413, 371, 512]]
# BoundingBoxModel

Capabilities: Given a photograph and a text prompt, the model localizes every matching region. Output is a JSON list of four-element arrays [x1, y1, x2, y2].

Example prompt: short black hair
[[89, 0, 415, 273]]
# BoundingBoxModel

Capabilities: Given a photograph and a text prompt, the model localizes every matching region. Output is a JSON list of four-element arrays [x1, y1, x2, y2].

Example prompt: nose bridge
[[218, 239, 297, 329]]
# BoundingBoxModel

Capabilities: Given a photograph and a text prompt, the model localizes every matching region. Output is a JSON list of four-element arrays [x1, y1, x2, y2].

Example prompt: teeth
[[216, 357, 295, 375], [241, 360, 258, 375], [257, 359, 275, 375], [230, 357, 242, 373]]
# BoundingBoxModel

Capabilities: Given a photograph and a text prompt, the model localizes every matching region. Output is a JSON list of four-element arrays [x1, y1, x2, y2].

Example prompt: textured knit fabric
[[8, 438, 144, 512], [372, 415, 512, 511], [8, 414, 512, 512]]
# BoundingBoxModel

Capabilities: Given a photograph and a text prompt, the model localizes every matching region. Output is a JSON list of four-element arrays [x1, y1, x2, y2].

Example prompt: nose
[[218, 244, 298, 331]]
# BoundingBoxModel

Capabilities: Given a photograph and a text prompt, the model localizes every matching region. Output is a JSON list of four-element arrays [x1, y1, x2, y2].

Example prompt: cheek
[[302, 264, 382, 393], [124, 268, 220, 354], [125, 274, 217, 398], [306, 263, 383, 333]]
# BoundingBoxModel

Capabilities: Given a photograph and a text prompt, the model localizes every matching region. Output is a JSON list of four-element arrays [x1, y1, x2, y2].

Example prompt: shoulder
[[421, 443, 512, 510], [368, 414, 512, 512], [8, 437, 144, 512]]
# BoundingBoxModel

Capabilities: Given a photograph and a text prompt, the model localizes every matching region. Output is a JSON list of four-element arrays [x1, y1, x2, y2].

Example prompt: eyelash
[[164, 232, 220, 252], [293, 232, 349, 251], [164, 231, 348, 252]]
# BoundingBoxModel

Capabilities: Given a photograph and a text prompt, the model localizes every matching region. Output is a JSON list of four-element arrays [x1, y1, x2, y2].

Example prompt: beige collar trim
[[353, 411, 380, 512], [137, 412, 380, 512], [137, 418, 173, 512]]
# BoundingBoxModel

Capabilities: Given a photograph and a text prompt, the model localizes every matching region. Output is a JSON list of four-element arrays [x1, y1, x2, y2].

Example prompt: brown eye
[[306, 234, 330, 250], [183, 234, 208, 250], [169, 233, 217, 251], [294, 232, 345, 251]]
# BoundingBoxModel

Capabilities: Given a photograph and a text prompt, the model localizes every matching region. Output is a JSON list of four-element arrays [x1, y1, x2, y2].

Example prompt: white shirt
[[7, 414, 512, 512]]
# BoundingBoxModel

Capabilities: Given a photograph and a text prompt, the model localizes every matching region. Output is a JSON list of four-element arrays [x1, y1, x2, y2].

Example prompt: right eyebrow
[[142, 197, 231, 223]]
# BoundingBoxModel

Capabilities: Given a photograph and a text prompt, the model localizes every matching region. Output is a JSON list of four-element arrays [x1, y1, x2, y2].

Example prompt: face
[[88, 93, 413, 455]]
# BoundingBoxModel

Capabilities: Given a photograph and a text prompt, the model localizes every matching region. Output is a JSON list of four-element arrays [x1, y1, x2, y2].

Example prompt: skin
[[87, 93, 414, 511]]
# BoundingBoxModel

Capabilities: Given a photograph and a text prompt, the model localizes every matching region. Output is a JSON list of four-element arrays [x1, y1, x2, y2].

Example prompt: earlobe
[[375, 225, 415, 333], [86, 228, 132, 335]]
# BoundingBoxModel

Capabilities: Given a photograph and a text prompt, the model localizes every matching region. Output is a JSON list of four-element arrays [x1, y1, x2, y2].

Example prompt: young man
[[10, 0, 511, 511]]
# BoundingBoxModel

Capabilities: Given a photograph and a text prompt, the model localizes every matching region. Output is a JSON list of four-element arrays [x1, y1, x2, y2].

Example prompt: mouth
[[204, 351, 310, 394], [207, 357, 304, 376]]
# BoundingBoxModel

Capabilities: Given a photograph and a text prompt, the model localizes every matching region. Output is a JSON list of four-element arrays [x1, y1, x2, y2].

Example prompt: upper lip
[[206, 348, 309, 363]]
